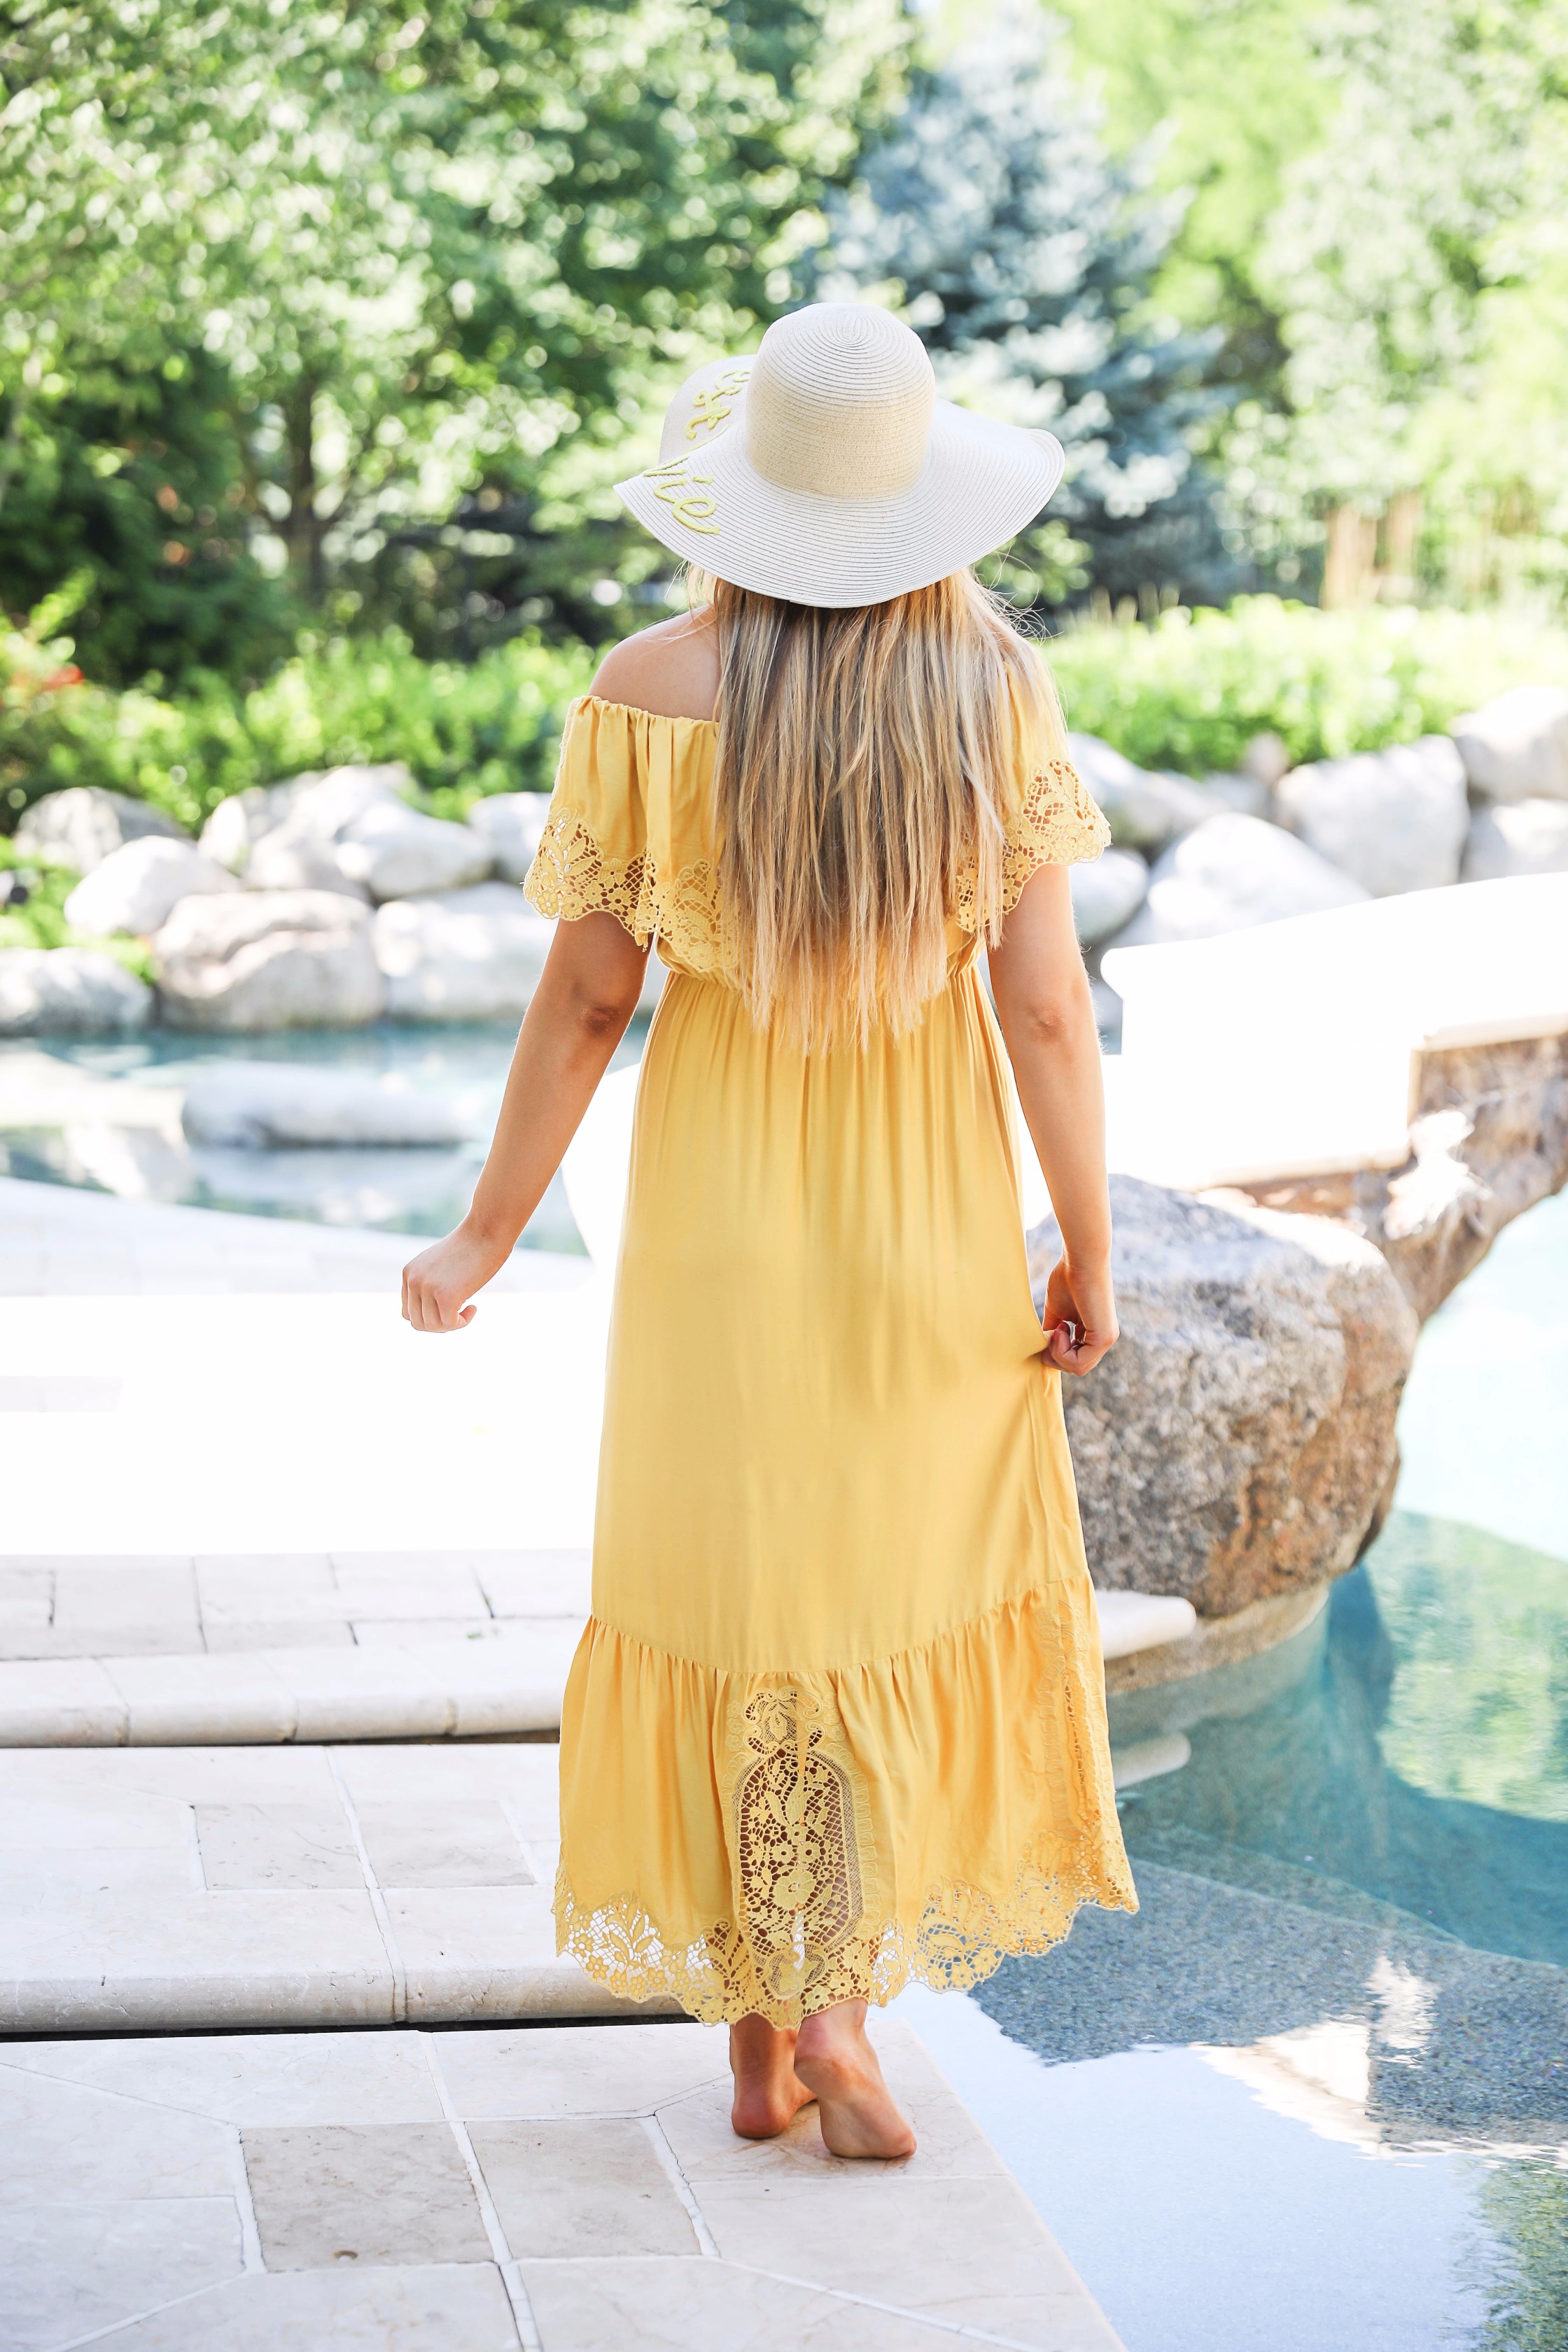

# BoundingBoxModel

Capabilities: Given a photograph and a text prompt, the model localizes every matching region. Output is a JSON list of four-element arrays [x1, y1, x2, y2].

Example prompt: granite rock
[[373, 882, 554, 1021], [1028, 1176, 1418, 1617], [15, 787, 187, 875], [465, 792, 552, 884], [62, 839, 239, 938], [200, 786, 295, 873], [1275, 738, 1469, 896], [243, 825, 370, 900], [335, 805, 494, 902], [1111, 812, 1368, 946], [0, 948, 154, 1037], [1234, 1030, 1568, 1322], [1450, 685, 1568, 802], [1068, 735, 1216, 853], [279, 764, 414, 844], [1070, 847, 1148, 946], [1461, 798, 1568, 881], [152, 891, 386, 1032]]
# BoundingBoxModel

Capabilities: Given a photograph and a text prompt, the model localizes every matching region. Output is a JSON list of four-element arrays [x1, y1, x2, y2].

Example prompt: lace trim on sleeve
[[524, 808, 723, 972], [952, 759, 1112, 933]]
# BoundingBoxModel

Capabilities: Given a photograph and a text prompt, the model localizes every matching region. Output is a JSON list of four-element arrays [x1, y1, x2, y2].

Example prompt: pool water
[[0, 1025, 650, 1252], [899, 1189, 1568, 2352]]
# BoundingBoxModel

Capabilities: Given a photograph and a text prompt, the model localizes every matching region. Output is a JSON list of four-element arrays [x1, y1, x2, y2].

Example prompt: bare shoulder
[[590, 610, 719, 722]]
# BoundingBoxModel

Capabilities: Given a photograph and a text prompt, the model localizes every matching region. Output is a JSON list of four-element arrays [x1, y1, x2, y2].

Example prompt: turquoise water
[[900, 1190, 1568, 2352], [0, 1025, 653, 1251]]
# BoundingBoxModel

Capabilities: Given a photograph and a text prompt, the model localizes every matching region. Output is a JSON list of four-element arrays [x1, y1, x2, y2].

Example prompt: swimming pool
[[899, 1192, 1568, 2352]]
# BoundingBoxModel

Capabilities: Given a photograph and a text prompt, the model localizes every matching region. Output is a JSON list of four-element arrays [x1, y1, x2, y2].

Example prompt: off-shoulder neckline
[[577, 691, 717, 730]]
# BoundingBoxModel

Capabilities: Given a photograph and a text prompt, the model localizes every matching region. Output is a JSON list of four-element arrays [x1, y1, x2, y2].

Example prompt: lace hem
[[552, 1582, 1137, 2028], [554, 1839, 1136, 2028], [523, 808, 723, 974]]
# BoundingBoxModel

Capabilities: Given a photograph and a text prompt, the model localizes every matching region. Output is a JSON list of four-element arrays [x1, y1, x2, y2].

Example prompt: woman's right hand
[[401, 1221, 515, 1333], [1040, 1255, 1118, 1377]]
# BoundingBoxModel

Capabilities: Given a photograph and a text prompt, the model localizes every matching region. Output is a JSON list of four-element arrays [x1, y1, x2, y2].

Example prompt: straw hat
[[618, 304, 1064, 610]]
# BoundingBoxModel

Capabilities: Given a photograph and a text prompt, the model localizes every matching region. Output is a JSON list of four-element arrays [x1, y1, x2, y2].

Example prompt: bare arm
[[988, 863, 1117, 1376], [401, 910, 648, 1331]]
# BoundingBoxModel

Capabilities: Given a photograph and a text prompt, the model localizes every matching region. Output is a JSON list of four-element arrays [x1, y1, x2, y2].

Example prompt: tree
[[1240, 0, 1568, 602], [0, 0, 909, 674], [808, 2, 1232, 611]]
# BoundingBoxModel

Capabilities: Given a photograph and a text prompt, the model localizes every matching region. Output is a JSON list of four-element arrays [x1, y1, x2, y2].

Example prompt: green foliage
[[1, 631, 595, 835], [0, 0, 909, 668], [0, 838, 152, 980], [1474, 2162, 1568, 2352], [0, 348, 293, 689], [814, 5, 1232, 610], [1042, 596, 1568, 774]]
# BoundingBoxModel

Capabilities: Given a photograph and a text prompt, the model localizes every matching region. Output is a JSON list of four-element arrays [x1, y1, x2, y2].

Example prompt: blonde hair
[[701, 567, 1061, 1053]]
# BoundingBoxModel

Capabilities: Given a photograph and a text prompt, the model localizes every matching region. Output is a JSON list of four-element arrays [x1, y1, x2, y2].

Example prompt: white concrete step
[[0, 2014, 1125, 2351], [0, 1742, 624, 2033], [0, 1560, 1198, 1746]]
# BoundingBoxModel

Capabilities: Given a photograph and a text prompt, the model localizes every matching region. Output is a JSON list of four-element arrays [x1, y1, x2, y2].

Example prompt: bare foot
[[729, 2014, 816, 2140], [793, 2001, 917, 2159]]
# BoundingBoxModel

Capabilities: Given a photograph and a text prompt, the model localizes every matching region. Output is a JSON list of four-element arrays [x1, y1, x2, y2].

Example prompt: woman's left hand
[[1040, 1254, 1118, 1376]]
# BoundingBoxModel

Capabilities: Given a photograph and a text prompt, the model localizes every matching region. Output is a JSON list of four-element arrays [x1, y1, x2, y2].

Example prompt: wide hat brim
[[617, 399, 1065, 609]]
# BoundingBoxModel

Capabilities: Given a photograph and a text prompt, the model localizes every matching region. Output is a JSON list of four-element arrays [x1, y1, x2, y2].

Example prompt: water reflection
[[1107, 1518, 1568, 1969]]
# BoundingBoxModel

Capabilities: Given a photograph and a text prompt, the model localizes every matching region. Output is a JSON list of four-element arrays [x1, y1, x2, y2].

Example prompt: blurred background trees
[[4, 0, 1568, 720]]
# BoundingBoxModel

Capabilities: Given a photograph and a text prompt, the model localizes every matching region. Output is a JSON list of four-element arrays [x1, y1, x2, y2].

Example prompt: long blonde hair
[[703, 566, 1061, 1052]]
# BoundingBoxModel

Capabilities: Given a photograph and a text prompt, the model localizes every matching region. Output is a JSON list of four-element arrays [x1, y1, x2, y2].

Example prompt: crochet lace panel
[[554, 1609, 1137, 2029], [524, 808, 722, 974], [951, 759, 1112, 934], [524, 760, 1108, 969]]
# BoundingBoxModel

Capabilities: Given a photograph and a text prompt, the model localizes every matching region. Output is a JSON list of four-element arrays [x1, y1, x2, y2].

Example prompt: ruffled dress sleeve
[[523, 696, 655, 943], [998, 757, 1111, 909], [951, 674, 1111, 932], [523, 694, 724, 974]]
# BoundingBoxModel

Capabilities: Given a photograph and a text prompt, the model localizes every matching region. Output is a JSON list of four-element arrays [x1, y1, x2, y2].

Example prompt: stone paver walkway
[[0, 1742, 612, 2032], [0, 2016, 1123, 2351]]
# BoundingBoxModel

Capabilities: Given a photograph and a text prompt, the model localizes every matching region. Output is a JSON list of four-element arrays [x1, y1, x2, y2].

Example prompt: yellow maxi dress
[[524, 693, 1137, 2026]]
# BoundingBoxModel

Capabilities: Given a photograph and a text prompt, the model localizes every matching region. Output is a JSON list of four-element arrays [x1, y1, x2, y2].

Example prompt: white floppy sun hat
[[618, 303, 1065, 610]]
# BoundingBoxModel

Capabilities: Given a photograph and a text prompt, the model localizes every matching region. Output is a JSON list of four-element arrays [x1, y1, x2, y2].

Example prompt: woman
[[403, 304, 1135, 2160]]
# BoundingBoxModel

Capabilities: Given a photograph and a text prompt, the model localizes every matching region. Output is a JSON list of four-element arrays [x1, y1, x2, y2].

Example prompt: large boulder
[[335, 803, 493, 902], [1069, 735, 1216, 853], [1028, 1177, 1418, 1619], [1450, 685, 1568, 802], [181, 1062, 473, 1147], [280, 764, 414, 844], [1070, 847, 1148, 946], [200, 784, 296, 872], [1462, 799, 1568, 881], [62, 837, 238, 937], [466, 792, 552, 885], [15, 788, 186, 875], [1275, 738, 1468, 895], [200, 765, 411, 872], [244, 822, 369, 899], [373, 881, 553, 1021], [152, 891, 385, 1031], [1110, 813, 1368, 946], [0, 948, 153, 1036]]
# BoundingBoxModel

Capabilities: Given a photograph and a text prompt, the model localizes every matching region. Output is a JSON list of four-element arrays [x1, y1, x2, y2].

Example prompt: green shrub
[[1, 629, 597, 834], [0, 839, 153, 980], [1042, 597, 1568, 774]]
